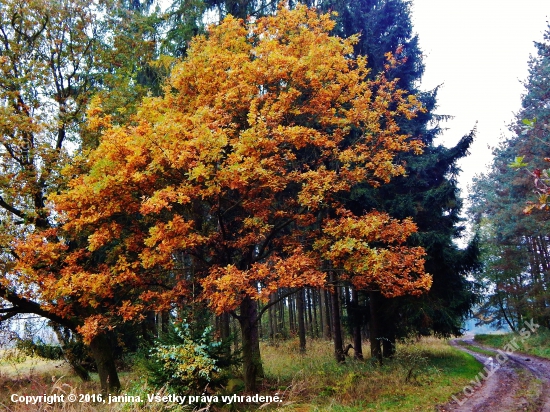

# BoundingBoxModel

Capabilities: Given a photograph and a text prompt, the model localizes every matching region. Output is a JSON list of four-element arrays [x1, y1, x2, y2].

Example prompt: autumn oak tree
[[17, 5, 431, 391], [0, 0, 110, 379], [0, 0, 165, 393]]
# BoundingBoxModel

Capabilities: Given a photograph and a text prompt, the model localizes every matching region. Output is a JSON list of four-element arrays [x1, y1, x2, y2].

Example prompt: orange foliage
[[16, 4, 430, 341], [314, 210, 431, 297]]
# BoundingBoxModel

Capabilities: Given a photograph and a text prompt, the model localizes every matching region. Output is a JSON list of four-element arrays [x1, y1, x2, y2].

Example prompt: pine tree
[[470, 24, 550, 330]]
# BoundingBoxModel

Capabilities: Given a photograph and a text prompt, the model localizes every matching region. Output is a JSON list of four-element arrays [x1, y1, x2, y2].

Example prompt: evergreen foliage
[[470, 23, 550, 331], [318, 0, 480, 341], [0, 0, 484, 394]]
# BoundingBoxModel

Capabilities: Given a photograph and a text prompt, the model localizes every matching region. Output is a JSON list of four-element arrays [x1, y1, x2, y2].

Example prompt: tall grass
[[1, 337, 483, 412], [260, 337, 482, 411]]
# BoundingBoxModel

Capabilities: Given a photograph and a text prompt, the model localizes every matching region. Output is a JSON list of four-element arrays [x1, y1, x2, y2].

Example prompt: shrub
[[147, 322, 235, 393], [16, 338, 64, 360]]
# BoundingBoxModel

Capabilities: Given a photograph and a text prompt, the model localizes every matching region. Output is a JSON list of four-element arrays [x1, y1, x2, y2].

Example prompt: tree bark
[[330, 273, 345, 363], [351, 288, 363, 360], [289, 293, 295, 334], [369, 291, 382, 364], [238, 296, 264, 392], [306, 288, 314, 338], [268, 293, 275, 340], [220, 312, 231, 357], [297, 288, 306, 352], [380, 303, 397, 358], [311, 288, 319, 338], [89, 333, 121, 394], [321, 288, 332, 339], [278, 290, 285, 337]]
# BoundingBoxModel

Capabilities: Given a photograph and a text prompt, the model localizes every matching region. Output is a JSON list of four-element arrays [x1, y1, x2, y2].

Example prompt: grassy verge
[[474, 326, 550, 359], [514, 368, 543, 412], [1, 338, 483, 412], [260, 337, 483, 411], [455, 340, 495, 356]]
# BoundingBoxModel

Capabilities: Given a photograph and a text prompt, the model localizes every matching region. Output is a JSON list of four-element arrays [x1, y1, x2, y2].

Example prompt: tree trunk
[[321, 288, 332, 339], [89, 333, 121, 394], [289, 293, 295, 334], [351, 288, 363, 360], [238, 296, 264, 392], [161, 310, 170, 335], [377, 297, 397, 359], [307, 288, 314, 338], [330, 273, 345, 363], [312, 288, 319, 338], [278, 290, 285, 337], [297, 288, 306, 352], [52, 325, 90, 382], [318, 289, 323, 338], [268, 293, 276, 340], [219, 312, 231, 357], [232, 315, 240, 352], [369, 291, 382, 364]]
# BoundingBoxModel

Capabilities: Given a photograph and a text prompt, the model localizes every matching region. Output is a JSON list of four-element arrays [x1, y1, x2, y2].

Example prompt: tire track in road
[[438, 337, 550, 412]]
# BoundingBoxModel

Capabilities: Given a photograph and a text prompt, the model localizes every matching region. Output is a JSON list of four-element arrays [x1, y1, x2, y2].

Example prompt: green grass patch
[[475, 326, 550, 359], [455, 340, 495, 356], [474, 333, 511, 348]]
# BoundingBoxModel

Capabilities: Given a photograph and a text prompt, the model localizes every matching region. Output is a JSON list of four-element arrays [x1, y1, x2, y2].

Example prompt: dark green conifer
[[319, 0, 480, 357]]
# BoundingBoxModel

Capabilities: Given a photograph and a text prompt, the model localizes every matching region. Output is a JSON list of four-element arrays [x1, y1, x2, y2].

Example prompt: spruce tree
[[319, 0, 480, 357]]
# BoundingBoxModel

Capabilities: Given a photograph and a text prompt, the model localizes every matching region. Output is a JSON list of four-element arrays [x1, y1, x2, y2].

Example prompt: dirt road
[[438, 337, 550, 412]]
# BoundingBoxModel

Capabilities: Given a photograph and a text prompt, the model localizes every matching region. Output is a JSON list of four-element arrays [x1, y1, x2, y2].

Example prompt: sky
[[410, 0, 550, 198]]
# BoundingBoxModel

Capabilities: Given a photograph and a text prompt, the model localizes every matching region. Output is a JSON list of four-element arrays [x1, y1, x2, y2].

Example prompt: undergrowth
[[260, 337, 483, 411], [1, 337, 483, 412]]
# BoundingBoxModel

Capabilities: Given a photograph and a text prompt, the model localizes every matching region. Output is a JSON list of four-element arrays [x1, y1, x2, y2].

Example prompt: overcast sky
[[411, 0, 550, 196]]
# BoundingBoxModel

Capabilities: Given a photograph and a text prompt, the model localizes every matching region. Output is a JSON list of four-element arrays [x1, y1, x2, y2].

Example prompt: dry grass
[[0, 349, 184, 412], [260, 337, 483, 411], [0, 338, 482, 412]]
